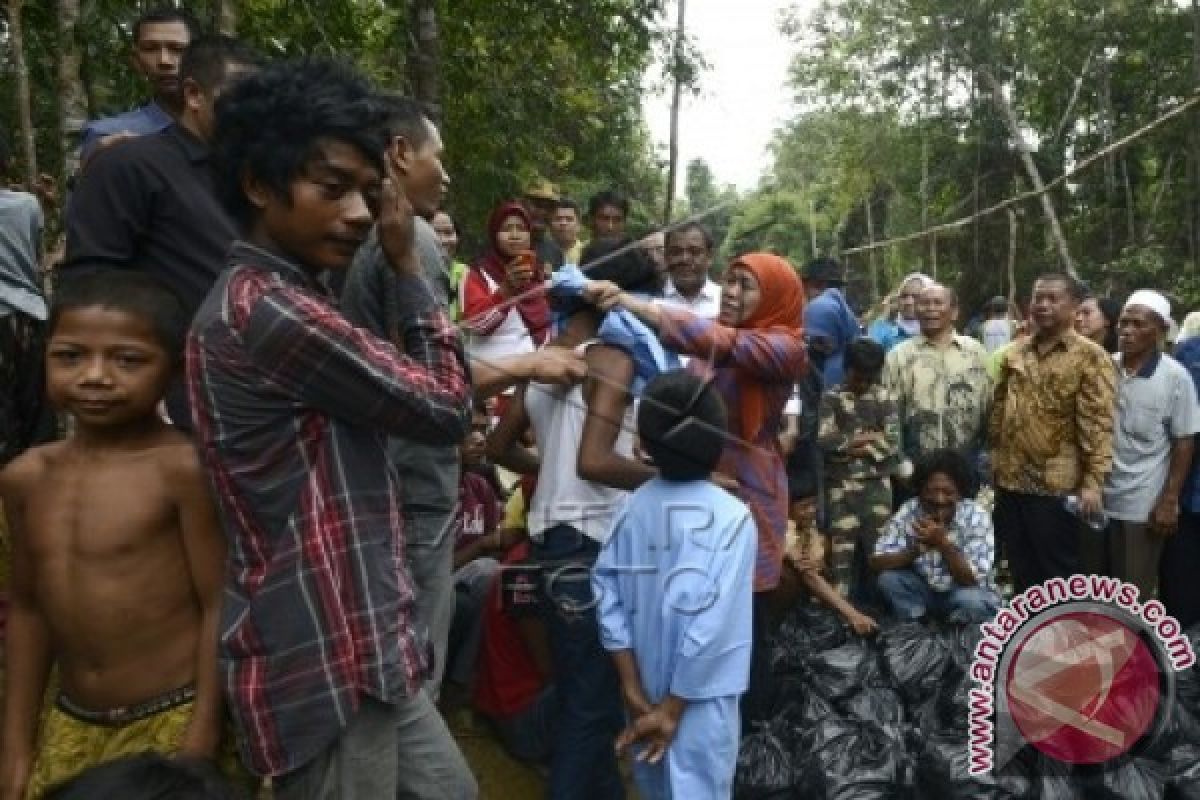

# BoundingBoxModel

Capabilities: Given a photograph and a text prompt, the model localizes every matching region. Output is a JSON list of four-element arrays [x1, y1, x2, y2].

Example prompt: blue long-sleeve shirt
[[593, 478, 756, 702]]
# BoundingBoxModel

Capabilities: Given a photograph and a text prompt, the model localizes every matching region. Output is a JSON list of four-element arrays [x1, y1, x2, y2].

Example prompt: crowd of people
[[0, 8, 1198, 800]]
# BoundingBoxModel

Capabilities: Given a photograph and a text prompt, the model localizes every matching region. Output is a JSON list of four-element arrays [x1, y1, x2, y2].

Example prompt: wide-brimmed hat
[[523, 180, 560, 202]]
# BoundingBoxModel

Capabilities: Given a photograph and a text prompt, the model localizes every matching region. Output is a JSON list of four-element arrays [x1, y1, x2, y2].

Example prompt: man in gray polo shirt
[[1089, 290, 1199, 596], [340, 96, 462, 700]]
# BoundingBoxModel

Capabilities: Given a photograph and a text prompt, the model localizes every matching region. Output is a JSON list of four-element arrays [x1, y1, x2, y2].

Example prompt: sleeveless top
[[525, 340, 635, 544]]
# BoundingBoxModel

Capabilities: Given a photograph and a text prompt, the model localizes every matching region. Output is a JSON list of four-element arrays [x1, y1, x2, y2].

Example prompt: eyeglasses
[[667, 246, 709, 259]]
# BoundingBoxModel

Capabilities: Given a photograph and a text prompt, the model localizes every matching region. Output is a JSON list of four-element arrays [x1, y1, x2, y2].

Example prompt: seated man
[[870, 449, 999, 623]]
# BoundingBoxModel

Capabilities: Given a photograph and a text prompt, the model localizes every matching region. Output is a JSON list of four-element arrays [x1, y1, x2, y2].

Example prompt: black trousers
[[741, 592, 776, 731], [1161, 511, 1200, 630], [993, 489, 1081, 592]]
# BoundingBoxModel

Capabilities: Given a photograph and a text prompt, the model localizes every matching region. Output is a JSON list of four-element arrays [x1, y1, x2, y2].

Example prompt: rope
[[841, 92, 1200, 256]]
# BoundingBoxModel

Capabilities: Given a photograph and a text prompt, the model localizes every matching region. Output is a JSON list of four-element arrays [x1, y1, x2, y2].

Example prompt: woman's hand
[[583, 280, 626, 312], [503, 253, 537, 296]]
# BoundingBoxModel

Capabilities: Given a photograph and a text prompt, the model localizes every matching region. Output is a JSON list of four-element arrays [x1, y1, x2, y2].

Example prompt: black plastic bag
[[1144, 704, 1200, 799], [1177, 630, 1200, 720], [1070, 760, 1165, 799], [734, 720, 793, 800], [838, 687, 907, 741], [935, 675, 972, 733], [1018, 749, 1076, 800], [769, 603, 848, 676], [777, 686, 836, 755], [879, 621, 956, 705], [915, 728, 1032, 800], [797, 718, 909, 800], [807, 638, 885, 702], [943, 620, 987, 672], [1166, 755, 1200, 800]]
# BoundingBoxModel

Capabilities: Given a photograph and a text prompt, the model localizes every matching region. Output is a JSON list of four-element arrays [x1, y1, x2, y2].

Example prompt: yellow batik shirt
[[989, 328, 1117, 495], [882, 333, 993, 462]]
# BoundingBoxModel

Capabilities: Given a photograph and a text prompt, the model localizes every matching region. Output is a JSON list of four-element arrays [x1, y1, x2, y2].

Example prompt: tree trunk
[[1100, 55, 1117, 260], [663, 0, 686, 224], [213, 0, 238, 34], [971, 72, 982, 280], [8, 0, 37, 185], [981, 69, 1076, 277], [1146, 151, 1175, 242], [1006, 208, 1018, 307], [1191, 0, 1200, 268], [58, 0, 87, 179], [864, 193, 879, 303], [1120, 155, 1136, 247], [921, 134, 931, 270], [808, 194, 818, 258], [407, 0, 441, 121]]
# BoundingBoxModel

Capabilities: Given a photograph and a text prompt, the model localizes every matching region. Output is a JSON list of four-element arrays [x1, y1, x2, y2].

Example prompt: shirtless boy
[[0, 271, 232, 799]]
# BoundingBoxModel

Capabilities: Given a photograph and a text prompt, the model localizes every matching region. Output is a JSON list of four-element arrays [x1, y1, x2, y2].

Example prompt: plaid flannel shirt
[[874, 498, 996, 593], [187, 242, 470, 777]]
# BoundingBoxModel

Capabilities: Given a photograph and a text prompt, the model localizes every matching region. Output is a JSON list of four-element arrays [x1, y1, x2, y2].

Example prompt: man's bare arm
[[169, 445, 227, 759], [471, 348, 588, 402], [485, 386, 539, 475], [577, 345, 656, 490]]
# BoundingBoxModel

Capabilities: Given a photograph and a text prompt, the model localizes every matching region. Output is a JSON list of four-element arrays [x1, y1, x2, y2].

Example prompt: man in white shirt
[[659, 222, 720, 320], [1089, 290, 1200, 596]]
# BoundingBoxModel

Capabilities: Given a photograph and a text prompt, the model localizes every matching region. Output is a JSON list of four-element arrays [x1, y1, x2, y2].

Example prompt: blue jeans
[[877, 568, 997, 623], [534, 525, 625, 800], [489, 685, 559, 764]]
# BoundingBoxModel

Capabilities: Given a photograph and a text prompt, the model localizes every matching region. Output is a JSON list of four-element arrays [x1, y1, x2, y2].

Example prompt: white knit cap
[[1124, 289, 1172, 328]]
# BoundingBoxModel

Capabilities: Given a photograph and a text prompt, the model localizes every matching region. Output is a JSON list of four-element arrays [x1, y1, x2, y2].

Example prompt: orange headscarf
[[728, 253, 805, 442]]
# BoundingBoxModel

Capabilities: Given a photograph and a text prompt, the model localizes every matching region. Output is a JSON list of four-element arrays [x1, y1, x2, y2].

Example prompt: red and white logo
[[1004, 610, 1162, 765]]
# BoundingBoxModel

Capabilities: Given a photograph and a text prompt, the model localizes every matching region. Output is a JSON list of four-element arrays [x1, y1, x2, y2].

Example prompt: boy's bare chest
[[26, 459, 176, 560]]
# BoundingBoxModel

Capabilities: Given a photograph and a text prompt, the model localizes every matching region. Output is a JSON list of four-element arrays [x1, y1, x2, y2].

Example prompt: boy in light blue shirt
[[593, 370, 756, 800]]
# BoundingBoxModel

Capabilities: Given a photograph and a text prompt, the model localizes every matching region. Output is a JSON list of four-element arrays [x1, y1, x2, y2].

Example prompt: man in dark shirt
[[63, 36, 259, 426], [65, 36, 259, 316], [340, 96, 464, 699]]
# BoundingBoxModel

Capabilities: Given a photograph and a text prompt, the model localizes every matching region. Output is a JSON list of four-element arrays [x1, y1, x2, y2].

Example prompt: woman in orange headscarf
[[589, 253, 805, 588], [585, 256, 888, 724], [587, 252, 823, 724]]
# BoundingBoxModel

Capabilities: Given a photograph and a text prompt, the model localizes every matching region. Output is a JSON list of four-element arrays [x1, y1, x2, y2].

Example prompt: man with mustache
[[1089, 291, 1198, 597], [989, 273, 1117, 591]]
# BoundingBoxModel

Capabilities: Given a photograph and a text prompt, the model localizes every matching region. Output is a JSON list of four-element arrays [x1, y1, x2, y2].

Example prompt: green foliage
[[1, 0, 673, 263], [747, 0, 1200, 317]]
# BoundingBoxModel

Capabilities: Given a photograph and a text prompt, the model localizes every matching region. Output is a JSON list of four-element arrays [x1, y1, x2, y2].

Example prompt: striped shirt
[[657, 307, 807, 591], [186, 242, 471, 777]]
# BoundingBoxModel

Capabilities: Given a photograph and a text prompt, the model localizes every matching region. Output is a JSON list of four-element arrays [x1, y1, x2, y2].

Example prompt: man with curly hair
[[188, 60, 476, 798], [870, 449, 999, 623]]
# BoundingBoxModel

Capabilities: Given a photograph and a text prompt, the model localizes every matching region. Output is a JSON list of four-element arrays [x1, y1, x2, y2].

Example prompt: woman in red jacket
[[461, 202, 551, 365]]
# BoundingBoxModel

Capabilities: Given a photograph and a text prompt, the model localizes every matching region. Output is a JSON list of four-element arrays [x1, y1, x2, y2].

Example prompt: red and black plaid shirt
[[187, 242, 470, 777]]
